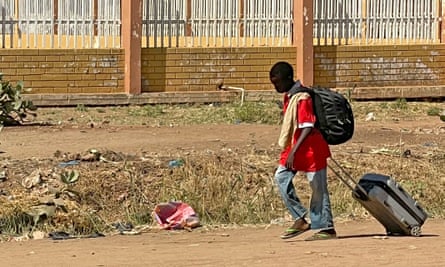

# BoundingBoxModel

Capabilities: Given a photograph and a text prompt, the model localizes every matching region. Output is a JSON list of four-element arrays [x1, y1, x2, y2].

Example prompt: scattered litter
[[365, 112, 376, 121], [58, 160, 80, 168], [369, 148, 400, 156], [81, 149, 101, 162], [48, 231, 73, 240], [270, 218, 286, 225], [112, 222, 140, 235], [372, 235, 389, 240], [153, 201, 200, 230], [31, 231, 45, 240], [168, 159, 184, 168], [21, 170, 42, 189], [423, 142, 438, 147], [0, 170, 7, 182], [48, 231, 105, 240]]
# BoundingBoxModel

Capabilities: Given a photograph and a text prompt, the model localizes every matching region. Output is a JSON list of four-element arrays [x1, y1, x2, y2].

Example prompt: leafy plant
[[391, 98, 408, 110], [58, 170, 81, 201], [0, 74, 37, 125], [426, 106, 441, 116]]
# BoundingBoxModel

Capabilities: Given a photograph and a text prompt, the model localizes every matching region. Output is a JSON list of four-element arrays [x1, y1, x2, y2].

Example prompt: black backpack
[[288, 82, 354, 145]]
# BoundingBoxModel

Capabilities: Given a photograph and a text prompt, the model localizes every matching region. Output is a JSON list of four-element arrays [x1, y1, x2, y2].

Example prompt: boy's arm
[[285, 127, 312, 169], [278, 96, 298, 149], [285, 95, 315, 169]]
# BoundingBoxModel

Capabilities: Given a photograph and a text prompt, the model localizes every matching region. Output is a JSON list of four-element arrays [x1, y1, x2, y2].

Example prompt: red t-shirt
[[279, 93, 331, 172]]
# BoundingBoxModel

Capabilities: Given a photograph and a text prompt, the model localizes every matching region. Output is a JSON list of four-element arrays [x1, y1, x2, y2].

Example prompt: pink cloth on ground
[[153, 202, 197, 230]]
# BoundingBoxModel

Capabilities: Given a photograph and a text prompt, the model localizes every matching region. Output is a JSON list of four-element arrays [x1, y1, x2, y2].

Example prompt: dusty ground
[[0, 105, 444, 267]]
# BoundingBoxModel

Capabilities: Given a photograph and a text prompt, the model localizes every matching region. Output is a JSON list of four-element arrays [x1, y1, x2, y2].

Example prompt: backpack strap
[[287, 80, 314, 98]]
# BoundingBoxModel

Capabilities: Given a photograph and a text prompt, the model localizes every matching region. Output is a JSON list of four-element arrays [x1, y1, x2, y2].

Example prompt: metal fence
[[0, 0, 120, 48], [314, 0, 441, 45], [142, 0, 293, 48], [143, 0, 441, 47], [0, 0, 441, 49]]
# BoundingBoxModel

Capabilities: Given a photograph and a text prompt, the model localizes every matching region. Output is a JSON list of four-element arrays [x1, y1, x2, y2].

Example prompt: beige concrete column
[[293, 0, 314, 86], [122, 0, 142, 94]]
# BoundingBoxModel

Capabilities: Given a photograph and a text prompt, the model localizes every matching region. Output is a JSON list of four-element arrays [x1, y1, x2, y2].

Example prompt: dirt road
[[2, 219, 444, 267], [0, 114, 443, 267]]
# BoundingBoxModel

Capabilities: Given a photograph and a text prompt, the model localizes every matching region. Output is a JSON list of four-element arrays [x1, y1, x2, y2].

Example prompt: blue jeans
[[274, 165, 334, 230]]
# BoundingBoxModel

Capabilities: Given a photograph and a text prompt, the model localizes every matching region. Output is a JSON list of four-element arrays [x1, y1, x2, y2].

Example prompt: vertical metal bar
[[65, 1, 69, 47], [363, 0, 367, 44], [347, 0, 352, 43], [212, 0, 216, 47], [242, 0, 246, 46], [237, 0, 242, 47], [340, 0, 345, 44], [25, 0, 29, 48], [58, 0, 62, 48], [264, 0, 268, 45], [324, 0, 329, 45], [205, 0, 210, 47], [73, 0, 77, 48], [145, 0, 147, 48], [220, 0, 225, 46], [32, 0, 36, 47], [329, 0, 333, 45], [425, 0, 429, 42], [256, 0, 260, 45], [248, 0, 251, 46], [197, 0, 203, 47], [1, 0, 5, 48], [80, 0, 84, 48], [270, 0, 274, 45], [228, 0, 232, 47], [335, 0, 339, 45], [42, 0, 46, 48], [89, 0, 93, 48], [287, 0, 292, 46], [320, 0, 325, 45], [167, 0, 171, 47], [410, 0, 414, 42], [185, 0, 191, 47], [112, 0, 116, 48], [382, 1, 391, 44], [161, 0, 164, 47], [154, 0, 158, 48], [176, 0, 180, 48], [370, 0, 372, 42]]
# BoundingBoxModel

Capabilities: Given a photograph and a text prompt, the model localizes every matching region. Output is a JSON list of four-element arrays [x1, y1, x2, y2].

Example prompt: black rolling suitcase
[[329, 159, 428, 236]]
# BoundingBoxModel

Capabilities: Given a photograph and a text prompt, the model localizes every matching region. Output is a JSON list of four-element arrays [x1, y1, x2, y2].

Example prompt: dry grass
[[0, 100, 443, 238]]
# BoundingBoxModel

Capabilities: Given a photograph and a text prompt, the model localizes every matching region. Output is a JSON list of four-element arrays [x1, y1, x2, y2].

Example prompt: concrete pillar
[[122, 0, 142, 94], [293, 0, 314, 86]]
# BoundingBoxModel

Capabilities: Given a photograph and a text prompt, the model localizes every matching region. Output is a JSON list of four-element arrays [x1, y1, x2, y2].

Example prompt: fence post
[[441, 0, 445, 43], [293, 0, 314, 86], [122, 0, 142, 94]]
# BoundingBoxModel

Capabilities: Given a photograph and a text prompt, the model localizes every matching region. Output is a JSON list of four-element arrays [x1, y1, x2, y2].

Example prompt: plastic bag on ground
[[153, 201, 200, 230]]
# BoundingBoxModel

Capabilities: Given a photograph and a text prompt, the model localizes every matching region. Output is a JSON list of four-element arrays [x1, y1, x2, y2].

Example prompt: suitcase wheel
[[410, 226, 422, 237]]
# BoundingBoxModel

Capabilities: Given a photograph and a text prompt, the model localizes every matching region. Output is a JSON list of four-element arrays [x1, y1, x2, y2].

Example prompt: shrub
[[0, 74, 37, 126]]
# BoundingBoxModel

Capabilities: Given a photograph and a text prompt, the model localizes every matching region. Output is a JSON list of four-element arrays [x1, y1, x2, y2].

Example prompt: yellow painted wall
[[141, 47, 297, 92], [314, 45, 445, 89], [0, 49, 124, 94], [1, 45, 444, 95]]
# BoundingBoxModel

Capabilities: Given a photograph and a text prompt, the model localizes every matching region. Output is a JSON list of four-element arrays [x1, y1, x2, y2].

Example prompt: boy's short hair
[[270, 61, 294, 81]]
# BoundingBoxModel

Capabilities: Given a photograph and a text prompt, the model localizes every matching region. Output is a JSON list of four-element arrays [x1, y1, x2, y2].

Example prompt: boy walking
[[270, 61, 337, 241]]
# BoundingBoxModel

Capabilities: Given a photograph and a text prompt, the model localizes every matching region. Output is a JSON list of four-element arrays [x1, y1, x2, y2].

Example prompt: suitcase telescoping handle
[[328, 158, 368, 197]]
